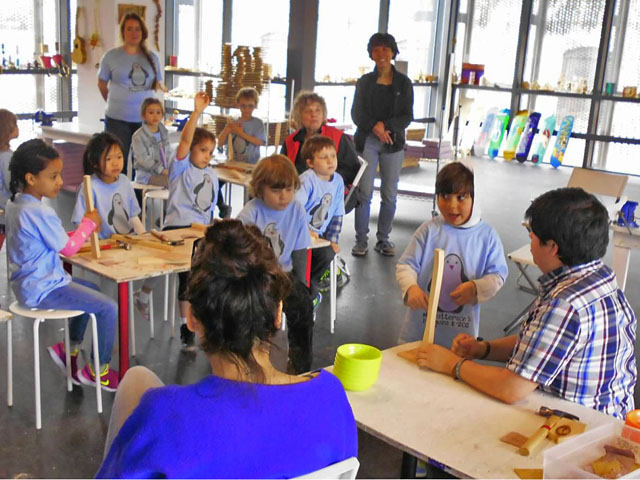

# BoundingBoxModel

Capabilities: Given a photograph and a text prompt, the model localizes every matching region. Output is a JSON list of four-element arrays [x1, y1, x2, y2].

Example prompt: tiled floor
[[0, 156, 639, 478]]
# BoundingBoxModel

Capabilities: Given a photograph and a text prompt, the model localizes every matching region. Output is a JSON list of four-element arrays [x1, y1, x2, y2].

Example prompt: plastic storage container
[[543, 422, 640, 479]]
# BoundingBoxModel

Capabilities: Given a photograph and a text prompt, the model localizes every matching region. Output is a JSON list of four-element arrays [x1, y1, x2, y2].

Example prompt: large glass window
[[231, 0, 289, 79], [315, 0, 378, 83]]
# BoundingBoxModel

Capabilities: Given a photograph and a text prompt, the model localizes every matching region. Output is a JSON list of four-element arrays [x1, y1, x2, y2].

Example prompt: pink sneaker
[[79, 363, 119, 392], [47, 342, 80, 385]]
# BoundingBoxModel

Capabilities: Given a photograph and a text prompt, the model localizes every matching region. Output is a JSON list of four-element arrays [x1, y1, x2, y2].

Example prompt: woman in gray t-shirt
[[98, 12, 162, 177]]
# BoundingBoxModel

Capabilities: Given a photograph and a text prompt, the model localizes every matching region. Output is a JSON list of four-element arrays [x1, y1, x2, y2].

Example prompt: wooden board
[[83, 175, 100, 259]]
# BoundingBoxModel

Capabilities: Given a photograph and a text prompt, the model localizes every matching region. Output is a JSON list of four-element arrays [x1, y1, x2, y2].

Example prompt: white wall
[[76, 0, 165, 125]]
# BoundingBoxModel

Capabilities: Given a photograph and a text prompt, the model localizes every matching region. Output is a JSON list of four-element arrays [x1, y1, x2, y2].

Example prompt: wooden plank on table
[[398, 248, 445, 364], [83, 175, 100, 259]]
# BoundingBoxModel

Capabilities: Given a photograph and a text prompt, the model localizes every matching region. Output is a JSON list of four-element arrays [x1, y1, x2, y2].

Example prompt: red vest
[[284, 125, 344, 163]]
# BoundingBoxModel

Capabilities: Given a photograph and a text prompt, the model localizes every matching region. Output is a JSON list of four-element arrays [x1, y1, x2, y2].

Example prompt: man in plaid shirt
[[416, 187, 636, 418]]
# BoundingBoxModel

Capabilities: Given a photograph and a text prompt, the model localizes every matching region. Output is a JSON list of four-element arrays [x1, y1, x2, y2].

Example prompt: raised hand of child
[[405, 285, 429, 311], [84, 209, 101, 229], [194, 91, 210, 112], [451, 333, 482, 359], [450, 280, 477, 306]]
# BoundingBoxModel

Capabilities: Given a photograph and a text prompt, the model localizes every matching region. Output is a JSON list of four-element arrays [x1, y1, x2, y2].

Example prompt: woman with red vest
[[281, 91, 361, 210]]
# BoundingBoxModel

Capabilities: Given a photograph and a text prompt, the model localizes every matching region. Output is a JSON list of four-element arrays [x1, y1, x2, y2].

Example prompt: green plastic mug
[[333, 343, 382, 391]]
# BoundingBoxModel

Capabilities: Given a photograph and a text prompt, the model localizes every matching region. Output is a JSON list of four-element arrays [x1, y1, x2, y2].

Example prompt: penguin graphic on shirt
[[427, 253, 468, 314], [309, 193, 332, 230], [264, 222, 284, 259], [108, 193, 132, 234], [129, 63, 149, 91], [193, 174, 213, 212]]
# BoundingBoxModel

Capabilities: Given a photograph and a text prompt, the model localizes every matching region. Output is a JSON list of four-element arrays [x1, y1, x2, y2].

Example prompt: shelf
[[164, 68, 219, 78], [0, 68, 76, 75], [314, 81, 438, 87], [596, 94, 640, 104], [454, 83, 513, 93], [517, 88, 593, 100]]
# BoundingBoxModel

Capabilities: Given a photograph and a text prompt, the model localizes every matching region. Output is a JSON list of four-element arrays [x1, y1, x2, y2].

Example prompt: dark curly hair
[[9, 139, 60, 200], [186, 219, 291, 381], [525, 187, 609, 266], [83, 132, 123, 176]]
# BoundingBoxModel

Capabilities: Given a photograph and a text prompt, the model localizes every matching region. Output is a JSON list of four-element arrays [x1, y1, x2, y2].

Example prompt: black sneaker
[[180, 324, 196, 351], [374, 240, 395, 256]]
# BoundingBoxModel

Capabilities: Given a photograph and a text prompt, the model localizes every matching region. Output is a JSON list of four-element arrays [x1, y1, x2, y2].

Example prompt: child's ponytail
[[9, 139, 59, 200]]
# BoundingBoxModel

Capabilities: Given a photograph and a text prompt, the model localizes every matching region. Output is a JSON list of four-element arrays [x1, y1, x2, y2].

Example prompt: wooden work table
[[63, 227, 204, 378], [330, 342, 617, 478]]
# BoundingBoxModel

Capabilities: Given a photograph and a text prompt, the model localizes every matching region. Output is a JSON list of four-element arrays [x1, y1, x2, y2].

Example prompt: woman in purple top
[[97, 219, 357, 479]]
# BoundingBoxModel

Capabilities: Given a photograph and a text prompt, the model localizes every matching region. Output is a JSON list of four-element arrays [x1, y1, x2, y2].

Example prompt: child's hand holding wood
[[84, 209, 101, 229]]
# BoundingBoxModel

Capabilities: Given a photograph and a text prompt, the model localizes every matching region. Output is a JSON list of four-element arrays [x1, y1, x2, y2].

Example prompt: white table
[[331, 342, 617, 479], [39, 120, 181, 145], [611, 224, 640, 292]]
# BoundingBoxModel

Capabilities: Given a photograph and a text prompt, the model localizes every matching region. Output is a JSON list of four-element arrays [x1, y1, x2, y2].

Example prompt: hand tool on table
[[397, 248, 445, 364], [518, 406, 580, 456], [83, 175, 100, 259], [111, 234, 173, 252], [150, 229, 185, 246], [78, 239, 131, 254]]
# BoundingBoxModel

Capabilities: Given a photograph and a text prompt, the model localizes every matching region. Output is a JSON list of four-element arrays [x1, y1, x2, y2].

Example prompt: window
[[315, 0, 378, 83], [231, 0, 289, 79]]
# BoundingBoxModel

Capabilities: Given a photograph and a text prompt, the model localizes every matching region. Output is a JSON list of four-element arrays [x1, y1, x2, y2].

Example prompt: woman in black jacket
[[351, 33, 413, 257]]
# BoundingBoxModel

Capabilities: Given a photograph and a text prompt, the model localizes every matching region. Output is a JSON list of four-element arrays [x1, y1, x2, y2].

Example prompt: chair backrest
[[567, 168, 628, 200], [344, 156, 368, 207], [295, 457, 360, 479]]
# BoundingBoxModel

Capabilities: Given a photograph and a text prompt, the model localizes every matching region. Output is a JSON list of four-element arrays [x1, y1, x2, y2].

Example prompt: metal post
[[583, 0, 617, 168], [378, 0, 390, 33], [508, 0, 534, 122]]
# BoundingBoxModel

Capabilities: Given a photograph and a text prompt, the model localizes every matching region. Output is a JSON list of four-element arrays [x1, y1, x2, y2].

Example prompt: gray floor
[[0, 156, 639, 478]]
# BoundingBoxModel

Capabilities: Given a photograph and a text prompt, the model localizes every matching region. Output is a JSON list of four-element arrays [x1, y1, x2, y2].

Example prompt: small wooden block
[[397, 347, 420, 365], [548, 418, 586, 443], [501, 431, 528, 448], [514, 468, 543, 479]]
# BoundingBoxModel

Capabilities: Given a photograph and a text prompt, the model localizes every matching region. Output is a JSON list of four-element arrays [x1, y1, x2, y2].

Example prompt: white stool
[[143, 189, 169, 230], [131, 182, 164, 228], [9, 302, 102, 429], [0, 310, 12, 407]]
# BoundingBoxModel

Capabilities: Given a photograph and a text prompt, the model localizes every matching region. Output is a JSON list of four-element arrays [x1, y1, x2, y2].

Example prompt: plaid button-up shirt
[[507, 260, 636, 418]]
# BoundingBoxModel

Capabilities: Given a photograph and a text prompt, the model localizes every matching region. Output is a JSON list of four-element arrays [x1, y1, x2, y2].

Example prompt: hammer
[[78, 239, 132, 254], [519, 406, 580, 456]]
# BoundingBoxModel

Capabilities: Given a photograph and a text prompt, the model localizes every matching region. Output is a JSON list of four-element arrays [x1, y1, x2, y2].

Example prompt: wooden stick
[[274, 122, 282, 151], [519, 415, 560, 456], [111, 234, 174, 251], [227, 131, 234, 162], [83, 175, 100, 259], [423, 248, 445, 344]]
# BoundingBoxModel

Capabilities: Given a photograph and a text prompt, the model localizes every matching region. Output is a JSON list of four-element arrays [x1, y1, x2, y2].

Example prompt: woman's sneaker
[[180, 324, 197, 351], [79, 363, 119, 392], [47, 342, 81, 385]]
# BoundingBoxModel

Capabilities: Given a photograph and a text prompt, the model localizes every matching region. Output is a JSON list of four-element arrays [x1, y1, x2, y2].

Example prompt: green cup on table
[[333, 343, 382, 391]]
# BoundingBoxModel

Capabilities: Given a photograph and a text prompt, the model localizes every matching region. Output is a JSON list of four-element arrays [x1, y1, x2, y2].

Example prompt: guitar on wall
[[71, 6, 87, 65]]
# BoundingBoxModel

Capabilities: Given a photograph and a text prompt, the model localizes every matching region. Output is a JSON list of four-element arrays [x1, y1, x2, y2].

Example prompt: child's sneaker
[[79, 363, 119, 392], [312, 292, 322, 322], [47, 342, 81, 385], [317, 269, 331, 292], [133, 289, 150, 321], [180, 324, 197, 351]]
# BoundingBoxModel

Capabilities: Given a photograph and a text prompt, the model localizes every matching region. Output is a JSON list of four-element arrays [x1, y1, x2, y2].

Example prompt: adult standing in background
[[98, 12, 162, 178], [281, 91, 361, 211], [351, 33, 413, 257]]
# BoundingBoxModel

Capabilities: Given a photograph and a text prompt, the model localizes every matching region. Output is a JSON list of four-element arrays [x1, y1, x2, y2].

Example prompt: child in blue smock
[[295, 135, 347, 294], [6, 139, 119, 390], [396, 162, 508, 349], [237, 154, 314, 374], [130, 97, 172, 187], [164, 91, 219, 349], [0, 109, 19, 252], [72, 132, 145, 238], [72, 132, 160, 320]]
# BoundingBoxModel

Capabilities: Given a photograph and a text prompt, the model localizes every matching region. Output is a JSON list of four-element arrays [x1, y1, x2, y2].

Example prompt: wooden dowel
[[83, 175, 100, 259], [422, 248, 444, 344]]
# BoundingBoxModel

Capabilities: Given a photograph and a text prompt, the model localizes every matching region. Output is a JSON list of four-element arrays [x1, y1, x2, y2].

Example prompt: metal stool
[[8, 302, 102, 429], [0, 310, 12, 407]]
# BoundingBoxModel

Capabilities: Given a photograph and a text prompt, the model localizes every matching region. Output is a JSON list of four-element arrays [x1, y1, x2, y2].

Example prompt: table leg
[[612, 240, 630, 292], [170, 273, 177, 337], [330, 257, 337, 333], [400, 452, 417, 478], [117, 282, 130, 379]]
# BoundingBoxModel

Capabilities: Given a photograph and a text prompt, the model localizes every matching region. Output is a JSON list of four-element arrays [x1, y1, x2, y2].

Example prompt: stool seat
[[131, 182, 164, 192], [9, 303, 86, 320], [145, 189, 169, 200], [507, 244, 535, 266]]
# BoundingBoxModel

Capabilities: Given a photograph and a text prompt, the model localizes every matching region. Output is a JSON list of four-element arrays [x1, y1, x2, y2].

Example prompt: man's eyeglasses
[[522, 221, 532, 233]]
